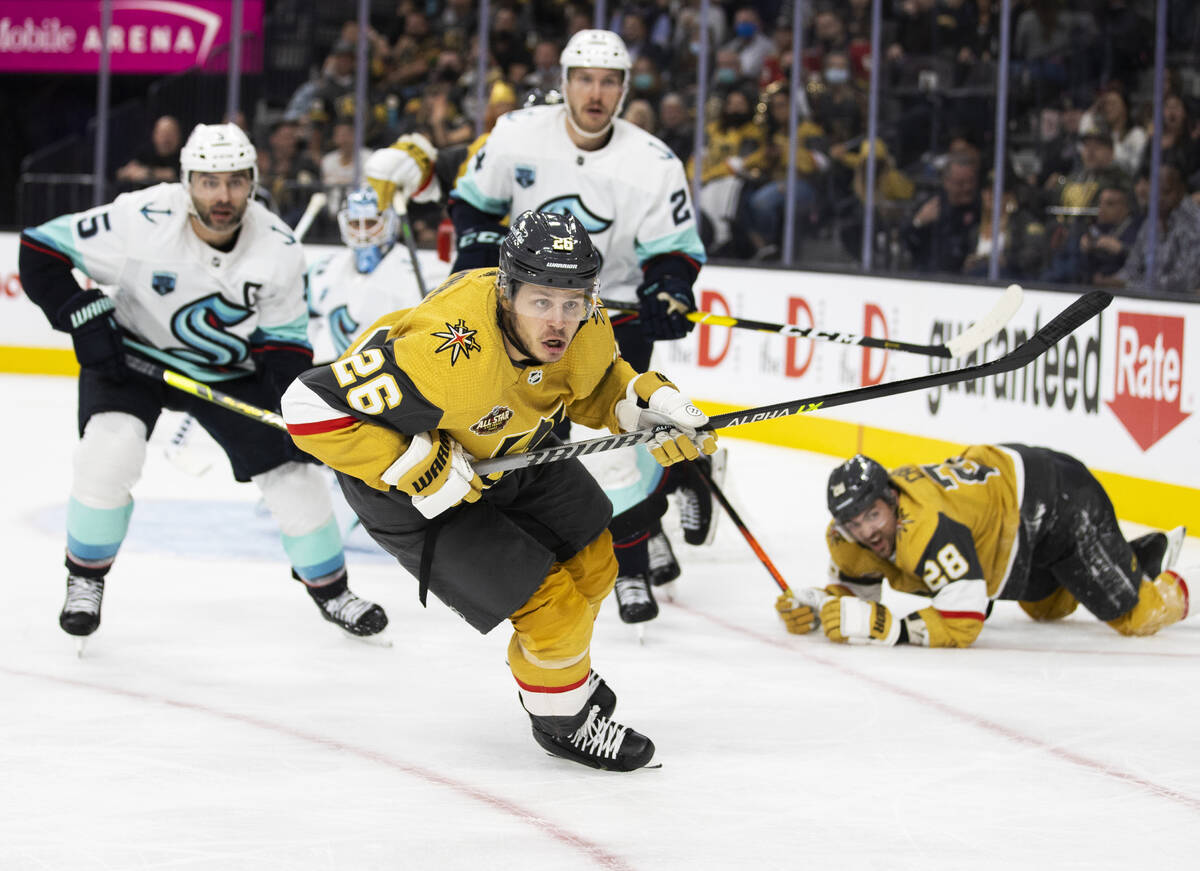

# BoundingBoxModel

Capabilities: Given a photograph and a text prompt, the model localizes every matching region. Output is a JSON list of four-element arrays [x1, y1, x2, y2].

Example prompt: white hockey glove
[[820, 597, 902, 646], [774, 587, 833, 635], [615, 372, 718, 467], [365, 133, 441, 210], [381, 430, 484, 519]]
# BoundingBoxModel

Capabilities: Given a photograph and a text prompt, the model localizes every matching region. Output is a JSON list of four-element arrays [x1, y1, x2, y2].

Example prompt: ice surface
[[2, 374, 1198, 871]]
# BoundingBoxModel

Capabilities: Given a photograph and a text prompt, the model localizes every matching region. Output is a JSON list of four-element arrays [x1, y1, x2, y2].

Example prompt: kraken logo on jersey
[[170, 293, 252, 366], [431, 319, 481, 365], [515, 165, 536, 188], [328, 305, 360, 357], [151, 271, 177, 296], [537, 195, 613, 235]]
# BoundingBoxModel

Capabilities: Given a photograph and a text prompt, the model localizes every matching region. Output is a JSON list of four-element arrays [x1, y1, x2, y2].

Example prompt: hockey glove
[[775, 587, 833, 635], [820, 597, 902, 646], [365, 132, 440, 210], [381, 430, 485, 519], [615, 372, 718, 466], [635, 276, 696, 341], [59, 289, 125, 381]]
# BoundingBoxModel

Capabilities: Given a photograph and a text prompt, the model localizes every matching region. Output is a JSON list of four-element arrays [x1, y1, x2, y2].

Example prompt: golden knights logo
[[470, 405, 514, 436], [432, 319, 480, 365]]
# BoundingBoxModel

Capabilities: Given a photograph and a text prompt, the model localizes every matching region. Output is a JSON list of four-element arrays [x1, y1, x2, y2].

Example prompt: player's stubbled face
[[565, 68, 623, 134], [510, 284, 591, 363], [844, 498, 898, 559], [190, 170, 253, 232]]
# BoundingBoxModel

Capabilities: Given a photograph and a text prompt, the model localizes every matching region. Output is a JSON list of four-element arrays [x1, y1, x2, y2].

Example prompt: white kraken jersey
[[452, 104, 706, 301], [26, 182, 309, 382], [305, 245, 424, 364]]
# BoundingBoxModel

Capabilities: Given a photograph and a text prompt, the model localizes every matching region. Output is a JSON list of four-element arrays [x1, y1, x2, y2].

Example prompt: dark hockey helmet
[[497, 209, 601, 311], [827, 454, 895, 524]]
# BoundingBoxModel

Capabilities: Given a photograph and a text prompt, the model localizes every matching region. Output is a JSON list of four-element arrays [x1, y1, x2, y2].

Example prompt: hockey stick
[[694, 460, 791, 593], [475, 290, 1112, 475], [392, 196, 430, 298], [293, 191, 328, 243], [602, 283, 1023, 359], [124, 353, 288, 431]]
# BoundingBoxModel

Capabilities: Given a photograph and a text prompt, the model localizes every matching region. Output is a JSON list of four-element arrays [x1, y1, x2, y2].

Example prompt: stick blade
[[945, 283, 1024, 358], [1029, 290, 1112, 351]]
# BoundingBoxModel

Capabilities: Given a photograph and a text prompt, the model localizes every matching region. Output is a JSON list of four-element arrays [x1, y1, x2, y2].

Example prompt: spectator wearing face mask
[[812, 52, 865, 146], [721, 7, 777, 80], [688, 87, 769, 254], [628, 56, 666, 107], [711, 48, 746, 97]]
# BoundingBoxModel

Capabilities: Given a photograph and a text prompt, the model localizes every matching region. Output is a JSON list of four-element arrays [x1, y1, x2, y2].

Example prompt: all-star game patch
[[431, 319, 480, 365], [470, 405, 514, 436]]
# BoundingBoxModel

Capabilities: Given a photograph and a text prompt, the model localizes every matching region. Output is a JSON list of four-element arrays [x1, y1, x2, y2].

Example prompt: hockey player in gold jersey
[[775, 446, 1190, 647], [280, 210, 716, 770]]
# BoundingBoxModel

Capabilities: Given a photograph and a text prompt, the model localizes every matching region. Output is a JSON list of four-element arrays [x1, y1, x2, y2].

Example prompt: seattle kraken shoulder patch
[[515, 165, 536, 188], [151, 271, 177, 295]]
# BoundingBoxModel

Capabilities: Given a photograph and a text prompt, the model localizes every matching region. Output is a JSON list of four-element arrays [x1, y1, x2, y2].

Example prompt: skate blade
[[1164, 526, 1187, 573], [541, 752, 663, 771], [72, 635, 92, 658], [342, 629, 393, 648]]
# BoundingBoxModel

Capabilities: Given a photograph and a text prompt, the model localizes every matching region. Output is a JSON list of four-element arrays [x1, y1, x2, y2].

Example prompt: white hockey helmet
[[560, 29, 632, 75], [559, 30, 631, 139], [180, 122, 258, 187]]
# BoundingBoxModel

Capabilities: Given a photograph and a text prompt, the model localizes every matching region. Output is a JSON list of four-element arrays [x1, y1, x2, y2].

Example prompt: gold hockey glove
[[380, 430, 484, 519], [821, 596, 902, 645], [615, 372, 718, 466], [774, 587, 832, 635]]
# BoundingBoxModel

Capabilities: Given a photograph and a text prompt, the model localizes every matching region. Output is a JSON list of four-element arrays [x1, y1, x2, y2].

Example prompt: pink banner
[[0, 1, 263, 74]]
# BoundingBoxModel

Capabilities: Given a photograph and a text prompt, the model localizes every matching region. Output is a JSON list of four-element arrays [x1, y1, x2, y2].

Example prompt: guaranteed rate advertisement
[[650, 267, 1199, 506]]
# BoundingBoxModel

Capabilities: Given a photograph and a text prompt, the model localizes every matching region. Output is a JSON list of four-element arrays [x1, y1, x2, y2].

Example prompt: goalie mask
[[338, 186, 398, 274], [827, 454, 896, 526]]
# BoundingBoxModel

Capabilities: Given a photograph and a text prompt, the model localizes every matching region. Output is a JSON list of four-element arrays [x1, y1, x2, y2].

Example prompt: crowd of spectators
[[109, 1, 1200, 294]]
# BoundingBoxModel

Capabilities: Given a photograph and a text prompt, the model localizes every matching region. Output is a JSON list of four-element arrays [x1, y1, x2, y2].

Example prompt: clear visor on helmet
[[337, 207, 398, 249], [509, 281, 599, 322]]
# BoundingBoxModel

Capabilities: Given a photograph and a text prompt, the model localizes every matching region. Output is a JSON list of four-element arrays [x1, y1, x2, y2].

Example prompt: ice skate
[[614, 574, 658, 624], [647, 531, 681, 587], [585, 669, 617, 719], [677, 448, 726, 546], [60, 575, 104, 636], [1130, 526, 1188, 579], [308, 583, 389, 642], [531, 703, 657, 772]]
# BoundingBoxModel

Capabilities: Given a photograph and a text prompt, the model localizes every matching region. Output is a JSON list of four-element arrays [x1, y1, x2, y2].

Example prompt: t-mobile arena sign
[[0, 1, 263, 74]]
